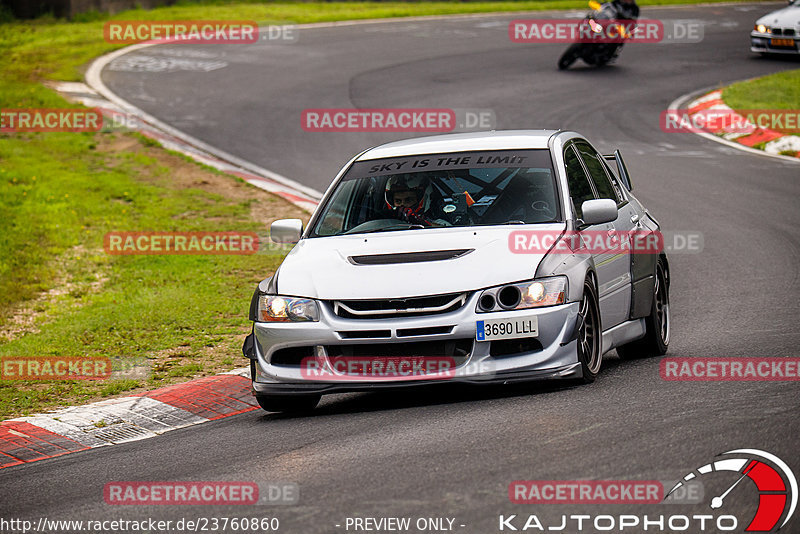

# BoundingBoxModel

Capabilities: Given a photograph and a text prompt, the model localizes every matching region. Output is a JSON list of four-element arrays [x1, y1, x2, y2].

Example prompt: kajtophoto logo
[[666, 449, 797, 532], [500, 449, 795, 532]]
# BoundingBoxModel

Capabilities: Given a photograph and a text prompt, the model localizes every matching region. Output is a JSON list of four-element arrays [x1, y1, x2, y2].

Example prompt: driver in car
[[385, 175, 450, 227]]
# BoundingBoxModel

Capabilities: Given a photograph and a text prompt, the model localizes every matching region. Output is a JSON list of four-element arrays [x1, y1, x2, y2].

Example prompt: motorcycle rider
[[612, 0, 639, 21], [557, 0, 639, 69]]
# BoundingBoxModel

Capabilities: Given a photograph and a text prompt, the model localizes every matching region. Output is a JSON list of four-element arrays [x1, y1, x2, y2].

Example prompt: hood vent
[[349, 249, 473, 265]]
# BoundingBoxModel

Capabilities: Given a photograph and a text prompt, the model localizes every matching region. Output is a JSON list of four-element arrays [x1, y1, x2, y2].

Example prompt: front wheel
[[558, 43, 582, 70], [577, 279, 602, 382], [617, 259, 670, 359]]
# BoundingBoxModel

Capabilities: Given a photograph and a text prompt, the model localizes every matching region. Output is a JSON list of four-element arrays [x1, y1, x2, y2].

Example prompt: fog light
[[479, 294, 496, 311], [497, 285, 521, 309]]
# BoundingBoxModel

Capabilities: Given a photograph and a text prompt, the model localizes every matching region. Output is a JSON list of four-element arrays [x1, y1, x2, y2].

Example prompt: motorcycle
[[558, 1, 638, 70]]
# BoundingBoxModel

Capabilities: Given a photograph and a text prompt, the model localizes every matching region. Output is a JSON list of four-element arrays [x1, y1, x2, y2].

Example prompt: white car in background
[[751, 0, 800, 55]]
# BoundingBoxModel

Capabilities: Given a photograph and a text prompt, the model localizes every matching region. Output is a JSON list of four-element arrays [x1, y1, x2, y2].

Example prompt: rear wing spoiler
[[603, 150, 633, 191]]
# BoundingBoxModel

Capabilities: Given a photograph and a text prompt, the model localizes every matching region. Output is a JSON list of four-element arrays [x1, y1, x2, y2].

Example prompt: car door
[[573, 141, 632, 330], [599, 153, 659, 320], [564, 142, 621, 330]]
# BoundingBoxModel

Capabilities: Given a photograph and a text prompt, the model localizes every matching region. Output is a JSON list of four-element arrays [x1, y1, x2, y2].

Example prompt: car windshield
[[310, 149, 559, 236]]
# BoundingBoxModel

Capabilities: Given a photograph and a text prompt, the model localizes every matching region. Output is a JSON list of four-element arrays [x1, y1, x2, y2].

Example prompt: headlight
[[257, 295, 319, 322], [755, 24, 768, 33], [476, 276, 567, 313]]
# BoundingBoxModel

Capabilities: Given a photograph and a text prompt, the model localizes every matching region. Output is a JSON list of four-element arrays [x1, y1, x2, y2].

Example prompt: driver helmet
[[384, 175, 429, 212]]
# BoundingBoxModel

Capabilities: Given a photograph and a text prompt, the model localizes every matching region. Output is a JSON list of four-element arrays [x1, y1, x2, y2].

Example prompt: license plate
[[476, 316, 538, 341], [770, 38, 795, 47]]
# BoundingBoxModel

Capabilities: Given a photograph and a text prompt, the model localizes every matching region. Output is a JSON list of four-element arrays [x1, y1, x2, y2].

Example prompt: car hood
[[756, 5, 800, 27], [275, 224, 566, 300]]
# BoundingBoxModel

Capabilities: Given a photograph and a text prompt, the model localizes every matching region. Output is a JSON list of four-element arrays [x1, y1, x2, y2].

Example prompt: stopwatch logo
[[666, 449, 797, 532]]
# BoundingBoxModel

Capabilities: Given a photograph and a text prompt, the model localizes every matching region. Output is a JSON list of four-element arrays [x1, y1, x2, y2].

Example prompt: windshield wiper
[[501, 220, 526, 225], [346, 224, 426, 235]]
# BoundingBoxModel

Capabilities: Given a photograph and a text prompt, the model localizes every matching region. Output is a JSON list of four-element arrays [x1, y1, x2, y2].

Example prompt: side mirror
[[270, 219, 303, 244], [581, 199, 618, 226]]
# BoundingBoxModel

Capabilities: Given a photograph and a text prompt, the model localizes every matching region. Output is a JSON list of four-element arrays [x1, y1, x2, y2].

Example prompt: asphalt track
[[3, 4, 800, 533]]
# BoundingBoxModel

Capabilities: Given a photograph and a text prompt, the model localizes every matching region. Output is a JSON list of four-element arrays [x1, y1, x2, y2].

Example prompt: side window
[[575, 142, 620, 203], [315, 179, 356, 236], [600, 158, 626, 201], [564, 145, 595, 219]]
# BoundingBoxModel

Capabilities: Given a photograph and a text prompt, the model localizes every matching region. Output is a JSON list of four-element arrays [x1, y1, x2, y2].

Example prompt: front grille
[[773, 28, 796, 36], [396, 326, 454, 337], [332, 292, 468, 319]]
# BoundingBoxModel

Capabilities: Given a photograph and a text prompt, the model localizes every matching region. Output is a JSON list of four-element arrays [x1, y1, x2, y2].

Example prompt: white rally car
[[242, 131, 670, 413]]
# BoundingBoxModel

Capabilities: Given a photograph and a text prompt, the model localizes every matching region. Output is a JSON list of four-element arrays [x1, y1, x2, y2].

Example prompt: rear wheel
[[577, 279, 602, 382], [617, 259, 670, 359], [558, 43, 582, 70], [256, 394, 321, 413]]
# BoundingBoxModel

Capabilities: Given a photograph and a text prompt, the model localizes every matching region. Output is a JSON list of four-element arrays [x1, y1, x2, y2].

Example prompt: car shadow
[[258, 356, 627, 420], [751, 54, 800, 64]]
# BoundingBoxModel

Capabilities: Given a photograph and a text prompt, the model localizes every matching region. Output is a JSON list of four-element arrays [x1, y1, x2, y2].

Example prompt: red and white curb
[[50, 78, 321, 213], [671, 89, 800, 161], [0, 367, 256, 469]]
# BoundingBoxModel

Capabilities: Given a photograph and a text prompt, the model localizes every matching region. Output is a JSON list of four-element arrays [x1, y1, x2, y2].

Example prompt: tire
[[250, 360, 321, 413], [256, 394, 321, 413], [558, 44, 582, 70], [577, 279, 602, 383], [616, 259, 670, 359]]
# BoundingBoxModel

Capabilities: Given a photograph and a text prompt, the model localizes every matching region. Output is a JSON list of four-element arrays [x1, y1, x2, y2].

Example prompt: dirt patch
[[96, 133, 311, 227], [0, 245, 109, 343]]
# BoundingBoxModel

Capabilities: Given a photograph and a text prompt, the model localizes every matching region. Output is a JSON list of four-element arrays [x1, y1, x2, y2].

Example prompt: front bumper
[[750, 32, 799, 54], [248, 293, 583, 396]]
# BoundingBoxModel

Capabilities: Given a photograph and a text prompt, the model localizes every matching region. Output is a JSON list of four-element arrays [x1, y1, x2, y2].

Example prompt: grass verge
[[722, 69, 800, 135]]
